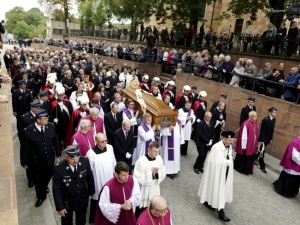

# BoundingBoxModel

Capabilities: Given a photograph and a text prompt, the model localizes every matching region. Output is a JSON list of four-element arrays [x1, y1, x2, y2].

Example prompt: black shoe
[[200, 168, 204, 173], [46, 187, 50, 193], [169, 174, 175, 179], [28, 181, 34, 188], [218, 209, 231, 222], [35, 199, 44, 207], [261, 169, 267, 174], [194, 168, 199, 174], [203, 202, 215, 211]]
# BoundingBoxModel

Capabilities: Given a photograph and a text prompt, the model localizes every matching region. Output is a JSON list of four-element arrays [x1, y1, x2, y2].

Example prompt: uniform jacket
[[52, 157, 95, 211], [12, 88, 32, 117], [20, 122, 61, 167], [240, 105, 256, 126], [258, 116, 275, 144]]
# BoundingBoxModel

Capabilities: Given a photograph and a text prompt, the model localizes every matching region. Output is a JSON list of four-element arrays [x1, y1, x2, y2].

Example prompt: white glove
[[226, 159, 232, 167], [196, 119, 201, 123], [126, 152, 132, 159]]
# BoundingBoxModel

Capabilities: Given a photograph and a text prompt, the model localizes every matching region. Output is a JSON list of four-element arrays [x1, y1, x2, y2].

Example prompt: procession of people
[[2, 44, 298, 225]]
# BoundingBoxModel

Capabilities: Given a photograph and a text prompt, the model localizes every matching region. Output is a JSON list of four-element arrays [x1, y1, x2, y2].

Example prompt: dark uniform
[[12, 82, 32, 135], [53, 155, 95, 225], [19, 100, 42, 186], [20, 110, 61, 205], [256, 108, 276, 173], [239, 100, 256, 126]]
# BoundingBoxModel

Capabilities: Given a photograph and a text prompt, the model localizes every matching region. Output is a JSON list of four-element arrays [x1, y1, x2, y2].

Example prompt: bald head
[[150, 195, 168, 214]]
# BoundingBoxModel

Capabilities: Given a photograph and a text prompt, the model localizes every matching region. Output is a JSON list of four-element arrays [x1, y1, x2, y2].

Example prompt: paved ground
[[3, 44, 299, 225]]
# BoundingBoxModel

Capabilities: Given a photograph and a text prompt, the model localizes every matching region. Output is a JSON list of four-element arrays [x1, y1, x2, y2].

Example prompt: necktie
[[206, 122, 210, 127], [113, 114, 116, 122], [125, 132, 128, 140], [74, 165, 77, 175], [41, 126, 44, 134]]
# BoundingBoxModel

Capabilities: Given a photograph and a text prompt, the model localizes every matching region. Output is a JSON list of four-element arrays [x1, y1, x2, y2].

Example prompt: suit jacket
[[104, 112, 122, 145], [197, 120, 215, 149], [52, 157, 95, 211], [240, 105, 256, 126], [258, 116, 275, 144], [93, 76, 106, 92], [114, 128, 134, 162], [12, 88, 32, 118], [20, 122, 61, 167]]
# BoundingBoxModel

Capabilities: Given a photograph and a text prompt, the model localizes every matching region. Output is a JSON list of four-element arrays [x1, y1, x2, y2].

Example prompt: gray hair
[[79, 119, 91, 129], [89, 107, 99, 115], [122, 119, 131, 127]]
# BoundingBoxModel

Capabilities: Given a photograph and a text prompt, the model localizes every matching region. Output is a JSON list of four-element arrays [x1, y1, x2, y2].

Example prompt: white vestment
[[178, 108, 195, 141], [86, 144, 117, 200], [133, 155, 166, 208], [198, 141, 234, 210], [69, 90, 88, 102], [160, 122, 184, 174], [132, 123, 155, 165]]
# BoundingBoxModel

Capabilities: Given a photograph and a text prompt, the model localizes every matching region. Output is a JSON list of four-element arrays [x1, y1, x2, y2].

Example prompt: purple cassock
[[136, 207, 172, 225], [273, 137, 300, 197], [94, 176, 136, 225]]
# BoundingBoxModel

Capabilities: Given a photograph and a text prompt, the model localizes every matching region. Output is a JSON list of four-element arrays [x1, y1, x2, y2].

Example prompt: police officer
[[52, 145, 95, 225], [20, 109, 61, 207], [39, 91, 53, 121], [19, 99, 42, 187], [13, 80, 32, 136], [255, 107, 277, 173], [239, 97, 256, 126]]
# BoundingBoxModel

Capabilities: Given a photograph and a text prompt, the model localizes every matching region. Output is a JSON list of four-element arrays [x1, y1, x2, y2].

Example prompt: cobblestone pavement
[[4, 44, 299, 225]]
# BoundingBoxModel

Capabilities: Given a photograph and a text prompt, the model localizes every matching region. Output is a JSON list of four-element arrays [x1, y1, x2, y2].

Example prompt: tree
[[52, 9, 78, 23], [38, 0, 73, 34], [109, 0, 157, 40], [216, 0, 286, 28], [25, 8, 45, 27], [12, 21, 35, 39], [78, 0, 107, 36], [5, 6, 26, 33]]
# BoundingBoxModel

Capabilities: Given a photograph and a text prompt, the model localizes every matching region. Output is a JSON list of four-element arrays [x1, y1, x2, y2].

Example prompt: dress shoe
[[218, 209, 231, 222], [28, 181, 34, 188], [46, 187, 50, 193], [203, 202, 215, 211], [194, 168, 199, 174], [261, 168, 267, 174], [35, 199, 44, 207], [200, 168, 204, 173], [169, 174, 175, 179]]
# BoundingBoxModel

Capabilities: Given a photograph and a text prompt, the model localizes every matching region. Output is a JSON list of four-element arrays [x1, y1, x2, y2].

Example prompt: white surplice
[[178, 108, 195, 141]]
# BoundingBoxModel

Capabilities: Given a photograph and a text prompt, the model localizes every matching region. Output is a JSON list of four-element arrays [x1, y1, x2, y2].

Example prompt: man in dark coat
[[53, 145, 95, 225], [194, 111, 215, 174], [20, 109, 61, 207], [239, 98, 256, 126], [104, 103, 123, 146], [114, 120, 134, 169], [19, 100, 42, 187], [13, 80, 32, 137], [256, 107, 277, 173]]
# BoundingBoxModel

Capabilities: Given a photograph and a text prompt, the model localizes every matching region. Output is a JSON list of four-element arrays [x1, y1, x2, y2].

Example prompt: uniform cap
[[142, 74, 149, 80], [39, 91, 49, 97], [18, 80, 26, 85], [64, 144, 80, 158], [268, 107, 277, 112], [30, 99, 42, 108], [248, 97, 255, 102], [191, 86, 197, 90], [221, 94, 227, 99], [34, 109, 49, 118], [77, 96, 89, 105]]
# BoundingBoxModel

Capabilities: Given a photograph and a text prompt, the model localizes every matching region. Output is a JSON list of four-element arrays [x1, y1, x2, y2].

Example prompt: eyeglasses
[[154, 203, 169, 213]]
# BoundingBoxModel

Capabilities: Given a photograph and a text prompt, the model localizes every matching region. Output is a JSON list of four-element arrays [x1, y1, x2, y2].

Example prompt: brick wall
[[176, 73, 300, 160]]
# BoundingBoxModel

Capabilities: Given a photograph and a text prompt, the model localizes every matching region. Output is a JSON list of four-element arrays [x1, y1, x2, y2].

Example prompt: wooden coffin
[[122, 87, 178, 127]]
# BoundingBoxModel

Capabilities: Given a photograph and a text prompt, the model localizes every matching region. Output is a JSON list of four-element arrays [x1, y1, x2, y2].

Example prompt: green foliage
[[155, 0, 211, 25], [216, 0, 286, 23], [5, 6, 47, 39], [78, 0, 107, 33]]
